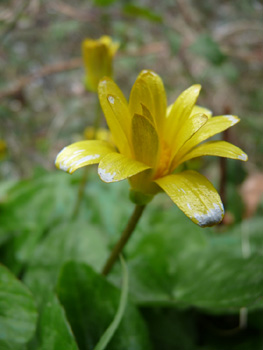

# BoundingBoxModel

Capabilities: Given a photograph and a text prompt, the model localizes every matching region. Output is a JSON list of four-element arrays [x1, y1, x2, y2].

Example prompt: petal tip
[[98, 167, 117, 183], [225, 115, 240, 126], [195, 202, 224, 227], [238, 153, 248, 161]]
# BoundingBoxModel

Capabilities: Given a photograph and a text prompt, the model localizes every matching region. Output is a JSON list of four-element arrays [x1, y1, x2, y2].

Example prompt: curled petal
[[170, 113, 208, 162], [98, 152, 150, 183], [55, 140, 115, 174], [155, 170, 224, 227], [190, 105, 212, 118], [175, 115, 240, 163], [175, 140, 248, 167], [166, 104, 212, 119]]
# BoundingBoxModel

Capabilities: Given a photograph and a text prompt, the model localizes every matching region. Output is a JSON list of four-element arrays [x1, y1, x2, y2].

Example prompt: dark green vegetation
[[1, 1, 263, 349]]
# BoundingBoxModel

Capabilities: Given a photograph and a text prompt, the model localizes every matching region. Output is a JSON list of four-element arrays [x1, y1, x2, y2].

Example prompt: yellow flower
[[56, 70, 247, 227], [82, 36, 119, 92]]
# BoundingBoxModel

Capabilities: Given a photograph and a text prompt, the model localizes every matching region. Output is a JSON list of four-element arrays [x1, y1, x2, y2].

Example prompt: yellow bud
[[82, 36, 119, 92]]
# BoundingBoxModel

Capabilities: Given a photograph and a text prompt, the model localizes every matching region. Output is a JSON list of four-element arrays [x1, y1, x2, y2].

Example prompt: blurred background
[[1, 1, 263, 349], [1, 0, 262, 176]]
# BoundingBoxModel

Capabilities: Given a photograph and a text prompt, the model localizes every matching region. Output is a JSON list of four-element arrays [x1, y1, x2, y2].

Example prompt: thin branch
[[0, 42, 168, 101], [0, 57, 82, 101]]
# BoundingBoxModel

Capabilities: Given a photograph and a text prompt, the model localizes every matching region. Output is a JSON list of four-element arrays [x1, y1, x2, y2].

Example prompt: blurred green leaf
[[174, 248, 263, 311], [36, 293, 79, 350], [0, 264, 37, 350], [123, 5, 163, 22], [112, 202, 263, 311], [23, 219, 109, 306], [190, 34, 226, 65], [57, 262, 152, 350], [94, 256, 128, 350]]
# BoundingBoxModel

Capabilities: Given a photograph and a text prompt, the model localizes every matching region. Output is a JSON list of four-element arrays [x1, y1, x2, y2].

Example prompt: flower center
[[154, 140, 172, 179]]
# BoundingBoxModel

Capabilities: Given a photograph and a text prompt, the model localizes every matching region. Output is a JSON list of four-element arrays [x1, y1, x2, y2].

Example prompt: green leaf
[[123, 5, 162, 23], [23, 219, 108, 306], [37, 293, 79, 350], [57, 262, 152, 350], [120, 204, 263, 311], [174, 248, 263, 311], [190, 34, 226, 65], [116, 204, 208, 305], [94, 256, 128, 350], [0, 264, 37, 349]]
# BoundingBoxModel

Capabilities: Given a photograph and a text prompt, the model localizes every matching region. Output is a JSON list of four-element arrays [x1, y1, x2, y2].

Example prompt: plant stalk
[[71, 96, 102, 220], [102, 204, 146, 276]]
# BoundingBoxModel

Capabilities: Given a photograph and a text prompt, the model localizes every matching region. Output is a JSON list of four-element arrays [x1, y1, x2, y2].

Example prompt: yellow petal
[[55, 140, 115, 174], [166, 104, 212, 119], [174, 115, 240, 165], [131, 114, 160, 168], [176, 141, 248, 167], [98, 77, 131, 156], [165, 85, 201, 147], [98, 152, 150, 183], [170, 113, 208, 161], [155, 170, 224, 227], [129, 70, 167, 135], [190, 105, 212, 118]]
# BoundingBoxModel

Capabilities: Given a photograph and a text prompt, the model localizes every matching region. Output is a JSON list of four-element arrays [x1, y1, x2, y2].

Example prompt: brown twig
[[0, 57, 82, 101], [0, 42, 169, 101]]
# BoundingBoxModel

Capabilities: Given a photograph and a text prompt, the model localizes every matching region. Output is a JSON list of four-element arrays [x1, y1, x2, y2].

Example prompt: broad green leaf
[[23, 220, 108, 306], [120, 203, 263, 311], [94, 256, 128, 350], [37, 293, 79, 350], [57, 262, 152, 350], [0, 265, 37, 349], [119, 204, 208, 305], [174, 248, 263, 310]]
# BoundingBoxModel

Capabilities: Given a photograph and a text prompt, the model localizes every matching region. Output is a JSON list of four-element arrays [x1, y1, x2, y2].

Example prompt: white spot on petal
[[194, 203, 224, 227], [187, 203, 192, 210], [72, 154, 100, 167], [98, 168, 117, 183], [73, 149, 85, 155], [181, 188, 186, 194], [225, 115, 238, 126], [238, 153, 248, 161], [59, 162, 70, 171], [108, 95, 115, 104]]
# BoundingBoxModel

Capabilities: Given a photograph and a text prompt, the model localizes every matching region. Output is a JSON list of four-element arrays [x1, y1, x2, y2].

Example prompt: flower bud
[[82, 36, 119, 92]]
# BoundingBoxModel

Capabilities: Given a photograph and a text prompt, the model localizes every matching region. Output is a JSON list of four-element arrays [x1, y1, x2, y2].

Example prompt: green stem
[[71, 96, 102, 220], [102, 204, 146, 276]]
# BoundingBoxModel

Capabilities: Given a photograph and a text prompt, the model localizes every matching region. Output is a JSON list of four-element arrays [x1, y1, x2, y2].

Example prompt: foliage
[[0, 0, 262, 348], [0, 171, 263, 348]]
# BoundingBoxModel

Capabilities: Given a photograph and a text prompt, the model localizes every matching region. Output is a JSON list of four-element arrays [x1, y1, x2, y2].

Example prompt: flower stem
[[102, 204, 146, 276], [71, 96, 102, 220]]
